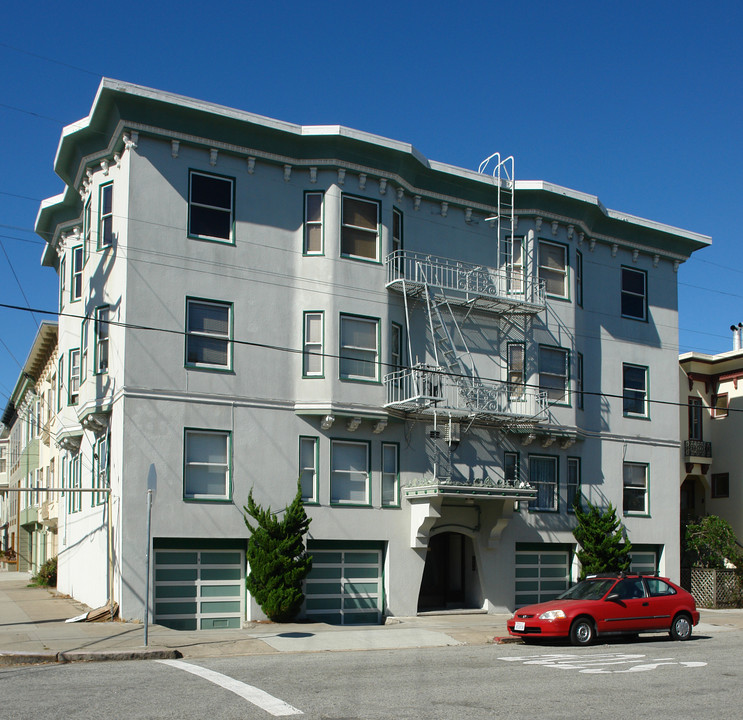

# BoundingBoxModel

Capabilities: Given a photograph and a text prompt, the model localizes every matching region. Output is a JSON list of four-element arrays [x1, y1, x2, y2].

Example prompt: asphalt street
[[2, 631, 741, 719]]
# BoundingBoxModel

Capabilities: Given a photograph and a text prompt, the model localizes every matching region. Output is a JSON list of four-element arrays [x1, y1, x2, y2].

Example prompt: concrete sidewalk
[[2, 571, 742, 666]]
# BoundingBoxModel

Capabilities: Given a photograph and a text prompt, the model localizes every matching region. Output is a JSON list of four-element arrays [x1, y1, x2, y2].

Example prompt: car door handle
[[642, 602, 649, 606]]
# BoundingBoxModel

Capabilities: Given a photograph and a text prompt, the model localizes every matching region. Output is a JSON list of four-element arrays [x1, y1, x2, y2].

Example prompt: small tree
[[685, 515, 743, 569], [573, 499, 632, 579], [243, 480, 312, 622]]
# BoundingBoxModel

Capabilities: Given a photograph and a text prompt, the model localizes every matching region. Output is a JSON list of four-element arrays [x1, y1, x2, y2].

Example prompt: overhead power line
[[0, 300, 738, 416]]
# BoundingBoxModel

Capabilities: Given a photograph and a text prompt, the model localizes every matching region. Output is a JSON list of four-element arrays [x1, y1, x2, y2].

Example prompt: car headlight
[[539, 609, 566, 621]]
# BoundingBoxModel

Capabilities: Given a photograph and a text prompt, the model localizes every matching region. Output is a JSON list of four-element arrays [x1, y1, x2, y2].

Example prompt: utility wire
[[0, 299, 737, 415]]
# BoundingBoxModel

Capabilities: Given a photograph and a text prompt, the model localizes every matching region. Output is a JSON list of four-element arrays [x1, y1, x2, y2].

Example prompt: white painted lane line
[[157, 659, 303, 716]]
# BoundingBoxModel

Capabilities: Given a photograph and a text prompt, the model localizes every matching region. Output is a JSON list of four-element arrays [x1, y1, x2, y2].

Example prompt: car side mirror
[[606, 593, 621, 603]]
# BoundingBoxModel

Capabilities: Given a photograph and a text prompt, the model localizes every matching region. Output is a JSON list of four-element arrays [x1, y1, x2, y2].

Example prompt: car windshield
[[557, 578, 616, 601]]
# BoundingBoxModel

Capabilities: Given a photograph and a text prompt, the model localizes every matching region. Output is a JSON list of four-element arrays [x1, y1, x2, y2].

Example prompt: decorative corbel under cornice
[[440, 202, 448, 217], [379, 178, 387, 195], [309, 167, 317, 183], [320, 415, 335, 430], [551, 221, 559, 236], [372, 419, 388, 434], [209, 149, 218, 166], [358, 173, 367, 190], [337, 168, 346, 185], [413, 195, 421, 210], [346, 417, 362, 432], [247, 157, 256, 174], [283, 165, 292, 182], [171, 140, 180, 158]]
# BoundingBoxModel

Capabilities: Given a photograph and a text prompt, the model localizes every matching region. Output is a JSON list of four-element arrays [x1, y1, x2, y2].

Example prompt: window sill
[[183, 497, 233, 504]]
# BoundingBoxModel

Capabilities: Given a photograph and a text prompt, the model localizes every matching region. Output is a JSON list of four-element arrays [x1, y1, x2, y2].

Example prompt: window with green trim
[[330, 440, 370, 505], [83, 196, 91, 264], [303, 312, 324, 377], [184, 429, 231, 501], [339, 314, 379, 381], [623, 462, 648, 515], [502, 236, 524, 293], [623, 363, 648, 417], [538, 240, 568, 298], [95, 306, 110, 374], [504, 451, 519, 484], [59, 255, 67, 309], [299, 436, 319, 503], [528, 455, 558, 512], [567, 457, 581, 512], [99, 182, 114, 248], [341, 195, 379, 261], [621, 267, 647, 321], [68, 453, 81, 514], [69, 349, 80, 405], [71, 246, 83, 301], [539, 345, 569, 404], [304, 192, 323, 254], [93, 435, 108, 507], [508, 343, 525, 400], [186, 298, 232, 370], [57, 356, 64, 412], [188, 171, 234, 242], [381, 443, 399, 507], [576, 250, 583, 307]]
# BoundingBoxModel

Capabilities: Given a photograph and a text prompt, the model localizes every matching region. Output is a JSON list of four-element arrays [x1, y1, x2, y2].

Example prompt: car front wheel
[[669, 613, 693, 641], [570, 617, 595, 646]]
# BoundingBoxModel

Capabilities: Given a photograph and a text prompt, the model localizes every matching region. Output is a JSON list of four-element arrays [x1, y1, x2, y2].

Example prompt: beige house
[[680, 325, 743, 540], [0, 322, 60, 573]]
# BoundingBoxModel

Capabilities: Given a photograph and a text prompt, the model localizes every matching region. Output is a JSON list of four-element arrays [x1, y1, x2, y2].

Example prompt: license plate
[[514, 621, 525, 631]]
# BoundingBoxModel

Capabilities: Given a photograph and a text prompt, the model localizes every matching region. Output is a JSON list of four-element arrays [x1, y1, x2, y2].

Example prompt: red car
[[507, 573, 700, 646]]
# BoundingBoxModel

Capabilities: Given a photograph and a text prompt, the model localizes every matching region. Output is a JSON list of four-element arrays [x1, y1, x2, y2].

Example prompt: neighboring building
[[680, 326, 743, 540], [0, 322, 59, 573], [0, 436, 9, 557], [35, 79, 709, 628]]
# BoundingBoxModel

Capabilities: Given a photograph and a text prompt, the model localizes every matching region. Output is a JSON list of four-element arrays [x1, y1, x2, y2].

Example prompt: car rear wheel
[[570, 617, 595, 646], [669, 613, 692, 641]]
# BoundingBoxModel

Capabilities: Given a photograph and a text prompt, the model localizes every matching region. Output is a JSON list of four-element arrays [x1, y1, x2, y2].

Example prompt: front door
[[418, 532, 468, 611]]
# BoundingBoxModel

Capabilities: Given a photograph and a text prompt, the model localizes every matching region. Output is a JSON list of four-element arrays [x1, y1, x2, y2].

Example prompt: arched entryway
[[417, 532, 479, 612]]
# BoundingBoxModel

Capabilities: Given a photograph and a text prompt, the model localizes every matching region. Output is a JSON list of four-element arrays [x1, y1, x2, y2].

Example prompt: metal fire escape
[[384, 153, 547, 427]]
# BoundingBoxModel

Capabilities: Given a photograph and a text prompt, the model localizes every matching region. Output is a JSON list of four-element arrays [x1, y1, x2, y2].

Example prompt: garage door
[[154, 545, 245, 630], [305, 542, 383, 625], [515, 545, 571, 608]]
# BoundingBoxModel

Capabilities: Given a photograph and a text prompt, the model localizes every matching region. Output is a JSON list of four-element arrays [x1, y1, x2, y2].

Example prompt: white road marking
[[499, 652, 707, 674], [157, 659, 303, 716]]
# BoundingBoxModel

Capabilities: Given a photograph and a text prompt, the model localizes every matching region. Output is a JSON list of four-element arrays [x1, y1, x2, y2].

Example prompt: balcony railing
[[384, 364, 547, 422], [385, 251, 546, 313], [684, 440, 712, 458]]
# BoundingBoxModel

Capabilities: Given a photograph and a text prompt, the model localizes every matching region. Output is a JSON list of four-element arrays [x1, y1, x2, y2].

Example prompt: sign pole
[[143, 489, 152, 647]]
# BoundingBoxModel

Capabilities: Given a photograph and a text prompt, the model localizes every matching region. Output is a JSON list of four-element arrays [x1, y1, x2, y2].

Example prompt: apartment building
[[0, 322, 59, 573], [680, 326, 743, 538], [34, 79, 709, 628]]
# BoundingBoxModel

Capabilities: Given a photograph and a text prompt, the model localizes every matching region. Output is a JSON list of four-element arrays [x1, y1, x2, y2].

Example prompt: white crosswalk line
[[157, 659, 303, 716]]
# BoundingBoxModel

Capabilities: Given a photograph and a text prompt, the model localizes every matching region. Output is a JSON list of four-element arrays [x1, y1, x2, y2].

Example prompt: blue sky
[[1, 1, 741, 408]]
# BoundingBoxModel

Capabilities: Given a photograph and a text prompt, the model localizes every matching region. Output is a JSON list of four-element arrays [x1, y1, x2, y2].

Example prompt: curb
[[492, 636, 523, 645], [0, 649, 182, 666]]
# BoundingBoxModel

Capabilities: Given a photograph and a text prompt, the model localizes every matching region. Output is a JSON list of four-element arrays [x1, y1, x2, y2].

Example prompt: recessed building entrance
[[417, 532, 479, 612]]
